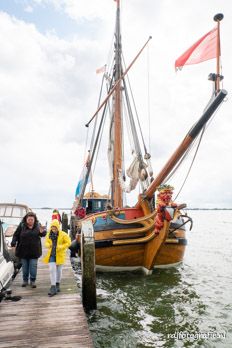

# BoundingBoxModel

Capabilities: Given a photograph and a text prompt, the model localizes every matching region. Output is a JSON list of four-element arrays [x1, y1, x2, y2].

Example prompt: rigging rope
[[164, 136, 196, 184], [165, 96, 224, 199], [87, 57, 115, 189], [92, 104, 108, 177], [122, 54, 148, 155], [87, 22, 115, 168], [121, 109, 126, 204], [85, 70, 107, 193], [89, 73, 105, 153], [173, 127, 205, 200], [123, 96, 135, 153], [78, 77, 114, 203], [122, 77, 142, 156], [82, 125, 89, 165], [146, 43, 151, 153], [92, 84, 111, 176]]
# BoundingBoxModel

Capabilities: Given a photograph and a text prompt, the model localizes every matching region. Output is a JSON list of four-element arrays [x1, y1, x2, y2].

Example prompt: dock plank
[[0, 249, 93, 348]]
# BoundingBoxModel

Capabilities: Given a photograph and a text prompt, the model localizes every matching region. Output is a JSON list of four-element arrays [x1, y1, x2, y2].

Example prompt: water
[[87, 210, 232, 348], [34, 209, 232, 348]]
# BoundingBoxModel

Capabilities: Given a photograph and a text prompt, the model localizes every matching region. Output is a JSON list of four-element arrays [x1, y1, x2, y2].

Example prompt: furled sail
[[118, 155, 150, 193]]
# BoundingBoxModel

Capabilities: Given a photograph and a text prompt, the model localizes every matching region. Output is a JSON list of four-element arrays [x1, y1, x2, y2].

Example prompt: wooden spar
[[113, 1, 123, 207], [136, 89, 227, 205], [85, 36, 152, 128], [214, 13, 224, 93]]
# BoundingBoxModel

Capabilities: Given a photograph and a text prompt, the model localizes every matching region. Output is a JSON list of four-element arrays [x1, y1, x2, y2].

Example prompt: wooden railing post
[[62, 212, 69, 233], [81, 220, 96, 310]]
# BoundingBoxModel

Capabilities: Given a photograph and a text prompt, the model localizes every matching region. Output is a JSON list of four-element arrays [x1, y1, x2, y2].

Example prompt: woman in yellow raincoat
[[43, 219, 71, 296]]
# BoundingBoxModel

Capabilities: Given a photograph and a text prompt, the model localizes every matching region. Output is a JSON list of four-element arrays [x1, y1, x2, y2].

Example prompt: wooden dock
[[0, 252, 93, 348]]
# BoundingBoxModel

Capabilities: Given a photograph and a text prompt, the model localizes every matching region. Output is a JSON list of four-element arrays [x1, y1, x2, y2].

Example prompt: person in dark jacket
[[11, 212, 46, 288]]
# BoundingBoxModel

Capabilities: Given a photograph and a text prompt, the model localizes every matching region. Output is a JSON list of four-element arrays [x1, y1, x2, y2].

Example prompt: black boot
[[48, 285, 57, 297], [30, 281, 36, 288], [56, 283, 60, 292]]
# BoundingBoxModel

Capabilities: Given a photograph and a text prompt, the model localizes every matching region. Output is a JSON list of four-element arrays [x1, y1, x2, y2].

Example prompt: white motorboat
[[0, 203, 31, 301], [0, 203, 31, 247], [0, 220, 14, 301]]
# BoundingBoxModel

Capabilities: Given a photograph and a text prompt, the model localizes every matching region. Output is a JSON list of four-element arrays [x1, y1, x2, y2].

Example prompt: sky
[[0, 0, 231, 209]]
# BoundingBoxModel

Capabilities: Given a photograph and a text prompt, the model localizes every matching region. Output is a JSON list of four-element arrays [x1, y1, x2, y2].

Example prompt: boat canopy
[[0, 203, 31, 219]]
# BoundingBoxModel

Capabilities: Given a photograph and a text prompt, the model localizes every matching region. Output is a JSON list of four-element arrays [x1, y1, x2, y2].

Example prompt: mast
[[112, 0, 123, 207], [80, 2, 151, 205], [214, 13, 224, 93], [80, 37, 152, 204]]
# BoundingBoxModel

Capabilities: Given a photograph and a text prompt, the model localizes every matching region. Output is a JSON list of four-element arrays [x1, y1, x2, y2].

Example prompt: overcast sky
[[0, 0, 231, 209]]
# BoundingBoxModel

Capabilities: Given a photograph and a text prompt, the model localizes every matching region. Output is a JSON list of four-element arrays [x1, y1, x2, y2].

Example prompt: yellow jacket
[[43, 219, 71, 265]]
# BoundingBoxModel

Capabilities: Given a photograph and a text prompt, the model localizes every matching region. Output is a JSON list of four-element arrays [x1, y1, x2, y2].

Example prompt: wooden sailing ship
[[71, 3, 227, 274]]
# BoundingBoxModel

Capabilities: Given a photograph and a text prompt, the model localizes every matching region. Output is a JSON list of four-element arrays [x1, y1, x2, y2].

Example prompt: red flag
[[96, 65, 106, 74], [175, 27, 218, 70]]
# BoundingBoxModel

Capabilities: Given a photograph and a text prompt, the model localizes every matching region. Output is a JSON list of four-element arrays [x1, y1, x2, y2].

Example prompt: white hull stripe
[[96, 261, 182, 274]]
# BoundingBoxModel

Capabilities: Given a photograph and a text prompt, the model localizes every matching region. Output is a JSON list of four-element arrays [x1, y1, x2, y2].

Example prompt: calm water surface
[[35, 209, 232, 348]]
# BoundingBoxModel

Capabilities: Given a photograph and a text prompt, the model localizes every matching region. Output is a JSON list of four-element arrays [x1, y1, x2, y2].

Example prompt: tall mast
[[214, 13, 224, 93], [112, 0, 123, 207], [81, 37, 151, 204]]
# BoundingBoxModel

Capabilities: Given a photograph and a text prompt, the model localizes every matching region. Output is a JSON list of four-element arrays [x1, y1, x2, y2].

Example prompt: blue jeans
[[21, 258, 38, 283]]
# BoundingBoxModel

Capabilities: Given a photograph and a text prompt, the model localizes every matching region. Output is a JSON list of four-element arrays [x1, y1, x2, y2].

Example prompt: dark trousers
[[69, 240, 80, 257]]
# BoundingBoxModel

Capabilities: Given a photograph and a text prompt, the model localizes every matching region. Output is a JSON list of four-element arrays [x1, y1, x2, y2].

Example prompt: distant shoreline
[[33, 207, 71, 210], [33, 207, 232, 211], [187, 208, 232, 210]]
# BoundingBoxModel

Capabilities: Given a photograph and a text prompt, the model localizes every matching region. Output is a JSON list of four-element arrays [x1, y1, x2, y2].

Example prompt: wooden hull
[[75, 207, 188, 274], [95, 231, 186, 273], [154, 239, 186, 267]]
